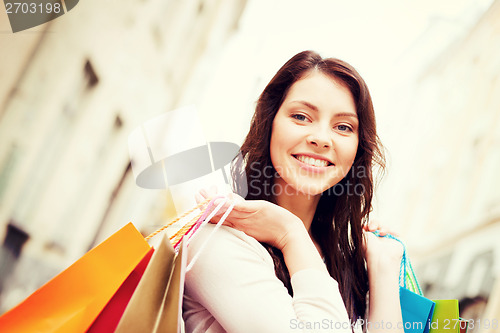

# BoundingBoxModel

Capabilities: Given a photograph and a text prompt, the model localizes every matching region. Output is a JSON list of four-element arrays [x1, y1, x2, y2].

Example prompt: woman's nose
[[307, 127, 331, 149]]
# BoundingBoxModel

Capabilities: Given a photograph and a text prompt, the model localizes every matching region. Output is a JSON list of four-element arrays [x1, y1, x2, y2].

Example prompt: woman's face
[[270, 70, 359, 197]]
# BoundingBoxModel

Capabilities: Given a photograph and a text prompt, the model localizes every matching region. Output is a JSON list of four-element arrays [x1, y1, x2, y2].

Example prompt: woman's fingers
[[203, 197, 238, 223], [196, 189, 263, 229], [363, 219, 399, 237], [363, 230, 404, 264], [376, 225, 399, 237], [231, 199, 261, 213], [207, 185, 218, 197], [363, 222, 377, 232], [195, 192, 205, 205], [204, 199, 256, 232]]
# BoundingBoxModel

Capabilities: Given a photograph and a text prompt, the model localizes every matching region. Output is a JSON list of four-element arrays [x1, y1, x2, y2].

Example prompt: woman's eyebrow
[[334, 112, 358, 120], [292, 100, 358, 119], [293, 100, 319, 112]]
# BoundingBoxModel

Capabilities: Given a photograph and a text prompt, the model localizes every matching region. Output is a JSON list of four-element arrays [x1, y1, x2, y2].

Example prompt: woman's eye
[[291, 114, 308, 122], [336, 124, 353, 132]]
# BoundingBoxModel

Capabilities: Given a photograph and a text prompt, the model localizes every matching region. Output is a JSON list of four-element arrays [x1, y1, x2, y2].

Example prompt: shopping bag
[[155, 239, 187, 332], [373, 231, 435, 333], [429, 300, 461, 333], [116, 197, 233, 333], [90, 197, 204, 333], [399, 286, 435, 333], [0, 223, 151, 333], [459, 319, 468, 333], [398, 249, 435, 333], [115, 234, 186, 333], [86, 247, 155, 332]]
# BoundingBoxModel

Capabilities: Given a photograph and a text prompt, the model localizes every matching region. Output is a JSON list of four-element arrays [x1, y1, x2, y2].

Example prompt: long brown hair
[[231, 50, 385, 323]]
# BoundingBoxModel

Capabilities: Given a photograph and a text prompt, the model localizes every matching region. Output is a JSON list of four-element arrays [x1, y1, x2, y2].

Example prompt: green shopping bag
[[429, 300, 469, 333]]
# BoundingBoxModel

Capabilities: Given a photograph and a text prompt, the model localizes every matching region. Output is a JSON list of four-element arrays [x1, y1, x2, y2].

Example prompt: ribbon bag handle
[[145, 196, 235, 271], [372, 231, 423, 296], [145, 198, 212, 242], [186, 199, 235, 271]]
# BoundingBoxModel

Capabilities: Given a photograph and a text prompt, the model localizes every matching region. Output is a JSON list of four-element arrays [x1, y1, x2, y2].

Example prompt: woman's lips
[[293, 154, 333, 167], [293, 154, 334, 173]]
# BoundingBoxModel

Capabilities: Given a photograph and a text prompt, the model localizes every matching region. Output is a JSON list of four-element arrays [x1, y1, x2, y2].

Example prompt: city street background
[[0, 0, 499, 330]]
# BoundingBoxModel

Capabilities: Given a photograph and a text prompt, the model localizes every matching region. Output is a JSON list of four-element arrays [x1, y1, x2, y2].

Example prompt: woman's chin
[[273, 176, 338, 198], [288, 184, 329, 198]]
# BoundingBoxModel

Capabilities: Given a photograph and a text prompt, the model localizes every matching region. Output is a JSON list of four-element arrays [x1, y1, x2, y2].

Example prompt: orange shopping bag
[[0, 223, 151, 333], [86, 247, 155, 332]]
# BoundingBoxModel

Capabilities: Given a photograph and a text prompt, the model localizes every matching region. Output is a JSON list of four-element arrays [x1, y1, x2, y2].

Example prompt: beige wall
[[1, 0, 498, 323], [0, 0, 247, 312], [377, 0, 500, 319]]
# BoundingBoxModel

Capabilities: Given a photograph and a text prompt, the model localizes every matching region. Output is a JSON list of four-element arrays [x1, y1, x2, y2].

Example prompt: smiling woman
[[183, 50, 404, 333], [270, 71, 359, 197]]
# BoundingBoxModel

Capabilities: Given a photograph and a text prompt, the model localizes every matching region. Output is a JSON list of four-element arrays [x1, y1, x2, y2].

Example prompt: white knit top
[[183, 224, 362, 333]]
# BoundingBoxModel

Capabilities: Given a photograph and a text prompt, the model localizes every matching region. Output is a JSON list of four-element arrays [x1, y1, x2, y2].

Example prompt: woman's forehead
[[283, 72, 356, 115]]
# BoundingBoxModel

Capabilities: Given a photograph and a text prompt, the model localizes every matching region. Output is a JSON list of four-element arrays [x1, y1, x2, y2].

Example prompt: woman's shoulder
[[187, 223, 274, 266]]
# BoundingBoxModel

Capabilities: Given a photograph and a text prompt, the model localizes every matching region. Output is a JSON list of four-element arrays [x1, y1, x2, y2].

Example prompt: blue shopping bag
[[373, 231, 435, 333], [400, 286, 435, 333]]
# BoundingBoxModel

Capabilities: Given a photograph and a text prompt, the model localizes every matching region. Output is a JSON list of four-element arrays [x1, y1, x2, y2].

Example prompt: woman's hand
[[196, 188, 304, 250], [362, 219, 403, 274], [362, 219, 399, 237], [363, 231, 403, 271], [363, 221, 405, 333]]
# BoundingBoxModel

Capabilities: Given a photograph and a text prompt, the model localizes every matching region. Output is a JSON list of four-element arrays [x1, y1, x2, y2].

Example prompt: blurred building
[[381, 0, 500, 327], [0, 0, 247, 313], [1, 0, 499, 328]]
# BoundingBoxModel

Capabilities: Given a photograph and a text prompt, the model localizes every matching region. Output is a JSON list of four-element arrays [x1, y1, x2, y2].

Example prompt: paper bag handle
[[186, 199, 235, 271], [144, 195, 235, 271]]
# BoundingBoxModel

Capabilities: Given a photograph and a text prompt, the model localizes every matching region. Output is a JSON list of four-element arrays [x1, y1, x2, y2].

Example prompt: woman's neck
[[273, 179, 321, 231]]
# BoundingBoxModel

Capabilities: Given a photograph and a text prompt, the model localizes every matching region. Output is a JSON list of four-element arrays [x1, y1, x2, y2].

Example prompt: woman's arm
[[201, 194, 329, 275], [225, 198, 327, 275], [364, 232, 404, 333], [184, 224, 353, 333], [184, 195, 354, 332]]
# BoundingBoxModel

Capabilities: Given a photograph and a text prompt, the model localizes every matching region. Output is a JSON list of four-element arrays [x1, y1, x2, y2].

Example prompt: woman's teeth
[[295, 155, 330, 167]]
